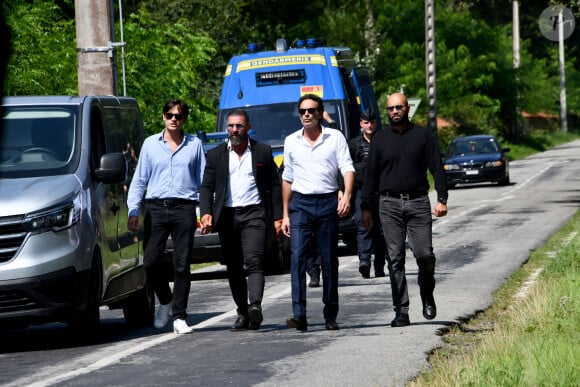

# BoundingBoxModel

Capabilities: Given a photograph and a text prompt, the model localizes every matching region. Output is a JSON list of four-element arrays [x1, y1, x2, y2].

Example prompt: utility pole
[[425, 0, 437, 134], [75, 0, 116, 95], [512, 1, 522, 137], [539, 6, 575, 133]]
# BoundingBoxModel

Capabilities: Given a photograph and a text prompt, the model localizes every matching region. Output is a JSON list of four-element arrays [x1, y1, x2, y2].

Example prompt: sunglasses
[[386, 105, 407, 112], [226, 123, 246, 130], [165, 113, 184, 120], [299, 108, 318, 115]]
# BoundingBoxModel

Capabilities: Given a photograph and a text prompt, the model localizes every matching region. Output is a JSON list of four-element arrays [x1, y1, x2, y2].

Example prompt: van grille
[[0, 216, 27, 263]]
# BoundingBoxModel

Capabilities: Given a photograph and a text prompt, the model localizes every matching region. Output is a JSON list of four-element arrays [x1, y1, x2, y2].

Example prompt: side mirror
[[95, 152, 127, 183]]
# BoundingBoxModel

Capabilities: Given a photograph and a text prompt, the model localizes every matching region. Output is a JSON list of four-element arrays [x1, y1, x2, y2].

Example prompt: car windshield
[[1, 106, 78, 178], [449, 139, 499, 155]]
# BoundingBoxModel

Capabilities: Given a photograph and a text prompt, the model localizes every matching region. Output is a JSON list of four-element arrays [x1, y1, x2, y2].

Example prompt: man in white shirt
[[281, 94, 355, 331]]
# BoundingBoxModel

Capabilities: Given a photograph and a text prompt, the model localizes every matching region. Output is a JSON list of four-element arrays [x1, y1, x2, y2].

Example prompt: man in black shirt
[[361, 93, 448, 327]]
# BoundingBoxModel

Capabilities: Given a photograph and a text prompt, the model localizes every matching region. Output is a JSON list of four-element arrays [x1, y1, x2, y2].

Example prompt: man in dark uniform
[[348, 109, 388, 279]]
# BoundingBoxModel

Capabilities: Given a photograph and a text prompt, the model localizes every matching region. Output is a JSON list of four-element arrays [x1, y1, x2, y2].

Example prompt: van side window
[[90, 107, 106, 172]]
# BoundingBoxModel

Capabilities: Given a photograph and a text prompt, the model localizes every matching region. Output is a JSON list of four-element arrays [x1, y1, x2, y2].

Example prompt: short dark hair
[[298, 93, 324, 113], [227, 108, 250, 123], [163, 99, 189, 120], [360, 108, 376, 121]]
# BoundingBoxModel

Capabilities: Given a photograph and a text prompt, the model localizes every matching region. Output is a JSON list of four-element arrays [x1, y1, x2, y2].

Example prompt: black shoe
[[248, 305, 263, 330], [286, 317, 308, 332], [421, 293, 437, 320], [375, 271, 386, 278], [391, 313, 410, 327], [359, 264, 370, 279], [231, 315, 248, 331], [325, 319, 339, 330], [308, 279, 320, 288]]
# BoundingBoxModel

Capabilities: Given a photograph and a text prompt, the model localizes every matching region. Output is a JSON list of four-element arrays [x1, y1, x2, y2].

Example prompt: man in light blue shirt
[[127, 99, 205, 334], [281, 94, 355, 331]]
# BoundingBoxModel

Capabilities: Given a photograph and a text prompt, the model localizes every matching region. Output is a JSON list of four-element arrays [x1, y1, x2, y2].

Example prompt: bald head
[[386, 93, 410, 129]]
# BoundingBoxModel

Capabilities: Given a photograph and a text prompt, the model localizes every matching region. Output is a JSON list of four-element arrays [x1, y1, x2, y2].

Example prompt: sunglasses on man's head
[[299, 108, 318, 115], [165, 113, 184, 120]]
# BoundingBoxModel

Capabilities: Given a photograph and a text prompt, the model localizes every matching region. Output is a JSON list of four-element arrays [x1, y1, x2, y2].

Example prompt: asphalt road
[[1, 139, 579, 387]]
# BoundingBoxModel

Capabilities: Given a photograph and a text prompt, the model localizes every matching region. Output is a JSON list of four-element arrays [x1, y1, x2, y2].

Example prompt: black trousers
[[218, 204, 267, 316], [143, 201, 196, 320]]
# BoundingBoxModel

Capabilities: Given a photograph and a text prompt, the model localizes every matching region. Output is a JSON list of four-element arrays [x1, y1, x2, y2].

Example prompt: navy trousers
[[289, 192, 339, 321]]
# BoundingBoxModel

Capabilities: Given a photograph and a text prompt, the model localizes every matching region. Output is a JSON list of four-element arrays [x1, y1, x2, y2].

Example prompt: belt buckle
[[162, 199, 171, 207], [400, 194, 410, 200]]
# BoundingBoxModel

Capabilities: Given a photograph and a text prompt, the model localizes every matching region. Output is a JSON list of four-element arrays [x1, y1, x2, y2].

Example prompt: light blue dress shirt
[[127, 130, 206, 217]]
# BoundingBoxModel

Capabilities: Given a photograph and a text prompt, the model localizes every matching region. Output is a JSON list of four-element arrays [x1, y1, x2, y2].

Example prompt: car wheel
[[69, 255, 101, 341], [123, 279, 155, 327], [498, 173, 510, 186]]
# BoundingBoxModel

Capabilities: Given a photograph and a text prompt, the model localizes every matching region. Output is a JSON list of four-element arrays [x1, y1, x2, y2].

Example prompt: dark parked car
[[443, 135, 510, 188]]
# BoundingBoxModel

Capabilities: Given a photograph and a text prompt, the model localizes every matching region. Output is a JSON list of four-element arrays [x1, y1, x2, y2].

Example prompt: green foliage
[[3, 0, 77, 95], [3, 0, 579, 139], [122, 6, 217, 135]]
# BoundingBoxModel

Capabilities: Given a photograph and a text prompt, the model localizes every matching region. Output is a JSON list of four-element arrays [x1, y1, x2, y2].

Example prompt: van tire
[[69, 257, 101, 341], [123, 281, 155, 327]]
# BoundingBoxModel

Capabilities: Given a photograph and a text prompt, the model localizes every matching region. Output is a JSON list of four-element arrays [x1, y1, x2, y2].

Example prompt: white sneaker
[[173, 318, 194, 334], [154, 301, 173, 329]]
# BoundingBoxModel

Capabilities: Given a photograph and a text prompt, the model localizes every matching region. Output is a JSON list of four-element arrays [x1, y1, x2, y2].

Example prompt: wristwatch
[[438, 197, 447, 205]]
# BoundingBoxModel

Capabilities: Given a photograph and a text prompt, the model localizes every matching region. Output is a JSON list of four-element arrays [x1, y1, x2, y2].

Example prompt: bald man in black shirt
[[361, 92, 448, 327]]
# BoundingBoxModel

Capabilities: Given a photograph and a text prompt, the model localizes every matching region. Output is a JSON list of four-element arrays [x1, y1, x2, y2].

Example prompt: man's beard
[[229, 133, 247, 145]]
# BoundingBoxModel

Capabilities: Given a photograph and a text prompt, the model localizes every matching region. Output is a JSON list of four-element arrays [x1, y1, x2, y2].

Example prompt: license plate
[[466, 170, 479, 175]]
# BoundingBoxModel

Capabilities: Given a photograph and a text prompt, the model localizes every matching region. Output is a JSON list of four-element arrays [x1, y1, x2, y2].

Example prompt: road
[[1, 140, 579, 387]]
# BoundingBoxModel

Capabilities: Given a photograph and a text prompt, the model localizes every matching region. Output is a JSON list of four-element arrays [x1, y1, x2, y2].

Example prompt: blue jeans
[[379, 195, 436, 314], [143, 201, 196, 320], [289, 192, 339, 320], [355, 190, 387, 273]]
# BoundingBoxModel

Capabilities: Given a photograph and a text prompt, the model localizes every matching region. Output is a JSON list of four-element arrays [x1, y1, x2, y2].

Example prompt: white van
[[0, 96, 153, 333]]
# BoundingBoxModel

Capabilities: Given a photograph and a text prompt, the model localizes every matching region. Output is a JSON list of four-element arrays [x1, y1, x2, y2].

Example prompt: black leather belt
[[224, 204, 262, 212], [147, 198, 197, 207], [386, 192, 426, 200]]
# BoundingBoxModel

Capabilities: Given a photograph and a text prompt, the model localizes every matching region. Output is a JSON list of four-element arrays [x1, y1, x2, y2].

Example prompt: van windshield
[[216, 101, 342, 151], [1, 106, 78, 178]]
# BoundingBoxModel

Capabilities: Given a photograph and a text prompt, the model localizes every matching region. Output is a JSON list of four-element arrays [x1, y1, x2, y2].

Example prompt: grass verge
[[409, 210, 580, 386]]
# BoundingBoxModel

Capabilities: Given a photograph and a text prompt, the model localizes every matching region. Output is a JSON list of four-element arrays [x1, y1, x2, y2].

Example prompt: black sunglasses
[[165, 113, 184, 120], [299, 108, 318, 115], [386, 105, 407, 112], [226, 123, 246, 129]]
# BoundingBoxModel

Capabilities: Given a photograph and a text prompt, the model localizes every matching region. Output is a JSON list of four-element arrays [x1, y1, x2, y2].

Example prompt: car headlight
[[444, 164, 460, 171], [484, 160, 503, 168], [23, 199, 81, 233]]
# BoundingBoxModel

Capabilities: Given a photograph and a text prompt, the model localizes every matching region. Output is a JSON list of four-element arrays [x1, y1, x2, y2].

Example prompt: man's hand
[[337, 195, 351, 217], [361, 210, 373, 230], [281, 216, 291, 237], [127, 216, 139, 232], [200, 214, 213, 235], [274, 219, 283, 237], [432, 202, 448, 217]]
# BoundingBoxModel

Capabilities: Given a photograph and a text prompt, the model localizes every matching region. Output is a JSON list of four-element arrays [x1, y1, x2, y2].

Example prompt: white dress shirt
[[282, 126, 354, 194]]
